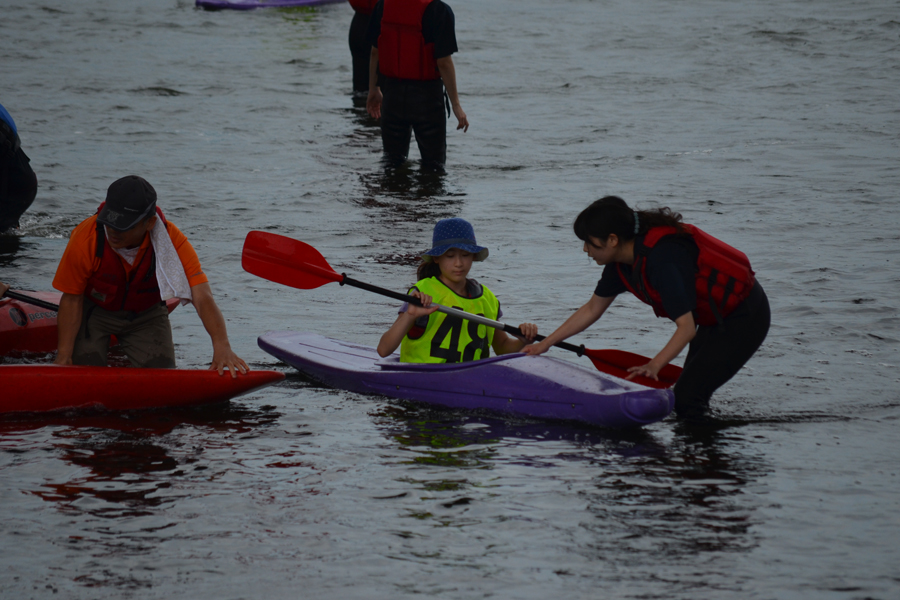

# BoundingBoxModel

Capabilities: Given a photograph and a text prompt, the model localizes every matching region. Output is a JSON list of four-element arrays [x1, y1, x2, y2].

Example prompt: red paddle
[[241, 231, 682, 389]]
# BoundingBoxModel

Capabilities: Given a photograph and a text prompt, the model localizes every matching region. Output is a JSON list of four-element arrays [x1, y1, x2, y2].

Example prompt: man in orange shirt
[[52, 175, 248, 376]]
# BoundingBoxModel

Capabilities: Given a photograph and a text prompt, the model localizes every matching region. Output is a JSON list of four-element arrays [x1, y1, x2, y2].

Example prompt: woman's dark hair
[[573, 196, 684, 243], [416, 260, 442, 281]]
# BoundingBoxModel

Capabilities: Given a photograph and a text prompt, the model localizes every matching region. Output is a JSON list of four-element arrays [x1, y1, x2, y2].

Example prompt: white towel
[[150, 222, 193, 305], [106, 222, 193, 305]]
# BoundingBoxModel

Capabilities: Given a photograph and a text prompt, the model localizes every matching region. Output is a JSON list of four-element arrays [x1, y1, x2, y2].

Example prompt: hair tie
[[633, 211, 640, 235]]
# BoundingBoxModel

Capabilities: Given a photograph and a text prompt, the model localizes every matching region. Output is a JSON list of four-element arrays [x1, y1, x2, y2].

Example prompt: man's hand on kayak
[[192, 282, 248, 378], [210, 345, 249, 378], [53, 354, 74, 366]]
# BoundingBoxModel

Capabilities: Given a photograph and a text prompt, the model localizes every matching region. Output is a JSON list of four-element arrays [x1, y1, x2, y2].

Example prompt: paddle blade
[[242, 231, 343, 289], [584, 348, 682, 389]]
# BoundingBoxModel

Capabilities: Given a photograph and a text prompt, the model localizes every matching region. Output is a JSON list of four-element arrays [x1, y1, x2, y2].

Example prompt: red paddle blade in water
[[242, 231, 344, 289], [583, 349, 682, 389]]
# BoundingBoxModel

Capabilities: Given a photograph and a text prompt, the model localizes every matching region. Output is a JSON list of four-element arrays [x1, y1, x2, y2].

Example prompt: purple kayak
[[259, 332, 675, 428], [196, 0, 344, 10]]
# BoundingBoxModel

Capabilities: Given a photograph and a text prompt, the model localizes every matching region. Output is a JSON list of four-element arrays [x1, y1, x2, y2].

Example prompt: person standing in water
[[524, 196, 770, 418], [378, 218, 536, 362], [365, 0, 469, 171], [347, 0, 378, 94], [0, 102, 37, 233]]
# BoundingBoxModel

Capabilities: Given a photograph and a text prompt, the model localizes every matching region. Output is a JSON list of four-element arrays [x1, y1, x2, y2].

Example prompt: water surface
[[1, 0, 898, 598]]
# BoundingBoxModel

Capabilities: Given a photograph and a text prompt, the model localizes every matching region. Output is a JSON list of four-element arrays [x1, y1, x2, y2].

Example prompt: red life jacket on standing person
[[84, 204, 168, 313], [616, 224, 756, 327], [348, 0, 377, 14], [378, 0, 440, 80]]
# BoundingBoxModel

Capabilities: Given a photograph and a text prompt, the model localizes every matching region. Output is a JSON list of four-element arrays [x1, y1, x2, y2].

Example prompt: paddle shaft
[[240, 231, 675, 386], [342, 276, 586, 356], [2, 291, 60, 312]]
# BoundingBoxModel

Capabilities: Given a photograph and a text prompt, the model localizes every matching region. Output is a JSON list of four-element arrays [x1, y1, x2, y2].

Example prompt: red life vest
[[617, 224, 756, 327], [84, 204, 168, 313], [378, 0, 439, 81], [348, 0, 377, 14]]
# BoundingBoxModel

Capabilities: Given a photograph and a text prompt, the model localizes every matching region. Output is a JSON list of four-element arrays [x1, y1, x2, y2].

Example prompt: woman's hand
[[627, 312, 694, 382], [522, 339, 551, 356], [626, 361, 664, 382]]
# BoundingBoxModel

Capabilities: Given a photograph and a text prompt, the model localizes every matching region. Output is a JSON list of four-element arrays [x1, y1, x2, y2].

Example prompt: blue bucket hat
[[422, 218, 489, 262]]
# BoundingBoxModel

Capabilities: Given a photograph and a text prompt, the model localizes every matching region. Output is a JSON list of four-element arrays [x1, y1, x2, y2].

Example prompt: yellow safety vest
[[400, 276, 500, 364]]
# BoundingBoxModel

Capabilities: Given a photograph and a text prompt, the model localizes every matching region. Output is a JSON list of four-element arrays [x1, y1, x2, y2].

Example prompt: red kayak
[[0, 366, 285, 414], [0, 291, 62, 355], [1, 290, 179, 356]]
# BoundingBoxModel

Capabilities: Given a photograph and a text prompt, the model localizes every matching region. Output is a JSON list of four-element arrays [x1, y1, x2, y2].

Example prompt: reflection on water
[[581, 419, 769, 559], [357, 165, 461, 217], [4, 403, 283, 517], [338, 96, 467, 241], [371, 400, 769, 561], [355, 167, 464, 268], [34, 438, 180, 518]]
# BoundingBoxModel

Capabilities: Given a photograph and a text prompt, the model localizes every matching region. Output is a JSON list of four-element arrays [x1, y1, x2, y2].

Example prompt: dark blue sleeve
[[594, 264, 627, 297], [646, 238, 698, 321], [366, 1, 383, 48], [425, 2, 458, 58], [0, 103, 17, 135]]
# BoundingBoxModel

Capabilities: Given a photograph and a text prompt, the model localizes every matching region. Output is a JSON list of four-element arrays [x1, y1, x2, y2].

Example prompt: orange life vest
[[617, 224, 755, 326], [378, 0, 439, 80]]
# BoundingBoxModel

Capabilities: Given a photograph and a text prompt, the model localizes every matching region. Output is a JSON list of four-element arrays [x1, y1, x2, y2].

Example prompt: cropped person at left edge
[[52, 175, 248, 376]]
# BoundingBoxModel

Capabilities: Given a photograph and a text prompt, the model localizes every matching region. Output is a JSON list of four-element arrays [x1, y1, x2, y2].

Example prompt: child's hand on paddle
[[515, 322, 538, 342], [407, 290, 438, 318]]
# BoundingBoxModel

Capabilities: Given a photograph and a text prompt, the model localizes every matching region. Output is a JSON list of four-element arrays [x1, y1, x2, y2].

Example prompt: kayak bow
[[0, 366, 285, 414]]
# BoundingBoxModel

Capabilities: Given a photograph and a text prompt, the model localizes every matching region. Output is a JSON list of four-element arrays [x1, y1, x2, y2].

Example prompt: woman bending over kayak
[[524, 196, 770, 418], [378, 218, 537, 362]]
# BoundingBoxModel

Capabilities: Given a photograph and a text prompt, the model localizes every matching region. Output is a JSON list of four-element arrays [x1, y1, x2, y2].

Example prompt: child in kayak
[[378, 218, 537, 362], [524, 196, 770, 418]]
